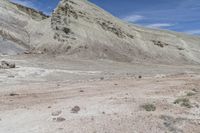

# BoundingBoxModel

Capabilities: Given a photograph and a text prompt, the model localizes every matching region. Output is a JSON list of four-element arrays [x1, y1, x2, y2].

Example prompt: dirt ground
[[0, 55, 200, 133]]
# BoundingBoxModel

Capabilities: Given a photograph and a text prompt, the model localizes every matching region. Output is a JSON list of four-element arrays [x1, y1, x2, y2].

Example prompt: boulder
[[0, 61, 16, 69]]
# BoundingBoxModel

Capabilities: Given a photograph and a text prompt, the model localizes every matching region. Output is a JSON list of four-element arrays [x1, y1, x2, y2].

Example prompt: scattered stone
[[24, 51, 31, 54], [52, 110, 62, 116], [138, 75, 142, 79], [71, 106, 80, 113], [160, 115, 184, 133], [80, 90, 84, 92], [8, 75, 15, 78], [9, 93, 19, 96], [100, 77, 104, 80], [192, 88, 198, 92], [0, 61, 16, 69], [152, 40, 169, 48], [58, 128, 64, 130], [57, 84, 60, 87], [48, 106, 51, 109], [53, 117, 66, 122]]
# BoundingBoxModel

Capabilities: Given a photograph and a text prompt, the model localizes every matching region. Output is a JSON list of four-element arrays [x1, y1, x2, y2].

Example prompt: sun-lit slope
[[0, 0, 49, 55], [1, 0, 200, 64], [48, 0, 200, 64]]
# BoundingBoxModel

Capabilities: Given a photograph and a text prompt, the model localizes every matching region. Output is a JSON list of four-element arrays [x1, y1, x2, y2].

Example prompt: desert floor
[[0, 55, 200, 133]]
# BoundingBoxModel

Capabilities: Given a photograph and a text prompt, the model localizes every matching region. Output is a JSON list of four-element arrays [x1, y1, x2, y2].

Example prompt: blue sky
[[11, 0, 200, 35]]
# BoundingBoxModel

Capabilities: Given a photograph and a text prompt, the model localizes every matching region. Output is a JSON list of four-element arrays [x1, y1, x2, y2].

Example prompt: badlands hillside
[[0, 0, 200, 133], [0, 0, 200, 64]]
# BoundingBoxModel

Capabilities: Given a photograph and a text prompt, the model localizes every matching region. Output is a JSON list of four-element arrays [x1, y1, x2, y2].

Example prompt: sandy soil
[[0, 55, 200, 133]]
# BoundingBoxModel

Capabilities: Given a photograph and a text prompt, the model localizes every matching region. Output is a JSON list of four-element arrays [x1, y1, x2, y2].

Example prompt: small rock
[[71, 106, 80, 113], [58, 128, 64, 130], [57, 84, 60, 87], [138, 75, 142, 79], [100, 77, 104, 80], [0, 61, 15, 69], [53, 117, 66, 122], [9, 93, 19, 96], [80, 90, 84, 92], [52, 110, 62, 116], [8, 75, 15, 78], [24, 51, 31, 54]]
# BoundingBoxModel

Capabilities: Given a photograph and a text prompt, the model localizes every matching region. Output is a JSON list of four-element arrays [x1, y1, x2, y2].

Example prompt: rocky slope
[[0, 0, 49, 55], [11, 2, 49, 21], [1, 0, 200, 64]]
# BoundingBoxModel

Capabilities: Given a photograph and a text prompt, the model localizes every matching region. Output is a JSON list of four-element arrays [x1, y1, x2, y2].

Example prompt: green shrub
[[141, 103, 156, 111], [174, 98, 192, 108]]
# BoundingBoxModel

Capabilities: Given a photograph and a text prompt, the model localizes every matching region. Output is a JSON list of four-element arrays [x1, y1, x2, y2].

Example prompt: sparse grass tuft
[[174, 98, 192, 108], [141, 103, 156, 111], [186, 92, 195, 96]]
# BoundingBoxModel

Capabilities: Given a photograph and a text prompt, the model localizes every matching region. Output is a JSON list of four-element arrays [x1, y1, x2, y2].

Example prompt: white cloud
[[123, 15, 144, 22], [185, 30, 200, 35], [146, 23, 174, 28]]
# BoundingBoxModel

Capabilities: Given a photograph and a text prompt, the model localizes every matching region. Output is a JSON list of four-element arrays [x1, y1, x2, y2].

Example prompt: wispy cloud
[[185, 29, 200, 35], [123, 15, 144, 22], [146, 23, 174, 29]]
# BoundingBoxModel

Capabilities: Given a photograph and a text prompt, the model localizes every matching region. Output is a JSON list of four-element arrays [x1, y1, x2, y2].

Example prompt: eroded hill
[[0, 0, 200, 64]]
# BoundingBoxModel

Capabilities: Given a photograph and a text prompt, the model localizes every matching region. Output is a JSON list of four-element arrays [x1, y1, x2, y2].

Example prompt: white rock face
[[0, 0, 49, 54], [1, 0, 200, 64]]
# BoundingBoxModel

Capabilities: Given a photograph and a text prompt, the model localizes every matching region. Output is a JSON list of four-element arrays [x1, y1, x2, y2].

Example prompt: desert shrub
[[174, 98, 192, 108], [141, 103, 156, 111], [186, 92, 195, 96]]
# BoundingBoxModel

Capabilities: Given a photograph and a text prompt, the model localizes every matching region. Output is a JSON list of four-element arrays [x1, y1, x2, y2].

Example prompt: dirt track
[[0, 55, 200, 133]]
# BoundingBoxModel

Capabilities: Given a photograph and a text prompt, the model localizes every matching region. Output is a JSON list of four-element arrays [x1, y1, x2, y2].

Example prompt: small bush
[[186, 92, 195, 96], [174, 98, 192, 108], [141, 103, 156, 111]]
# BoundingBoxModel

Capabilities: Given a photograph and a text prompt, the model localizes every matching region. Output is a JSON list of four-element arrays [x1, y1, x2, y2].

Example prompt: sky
[[10, 0, 200, 35]]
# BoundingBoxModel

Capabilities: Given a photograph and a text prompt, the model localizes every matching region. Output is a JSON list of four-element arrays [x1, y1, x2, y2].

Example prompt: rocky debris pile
[[152, 40, 169, 48], [0, 61, 15, 69], [97, 19, 134, 39]]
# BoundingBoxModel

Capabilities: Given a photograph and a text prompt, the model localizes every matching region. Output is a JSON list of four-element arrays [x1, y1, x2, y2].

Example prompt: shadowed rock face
[[1, 0, 200, 64]]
